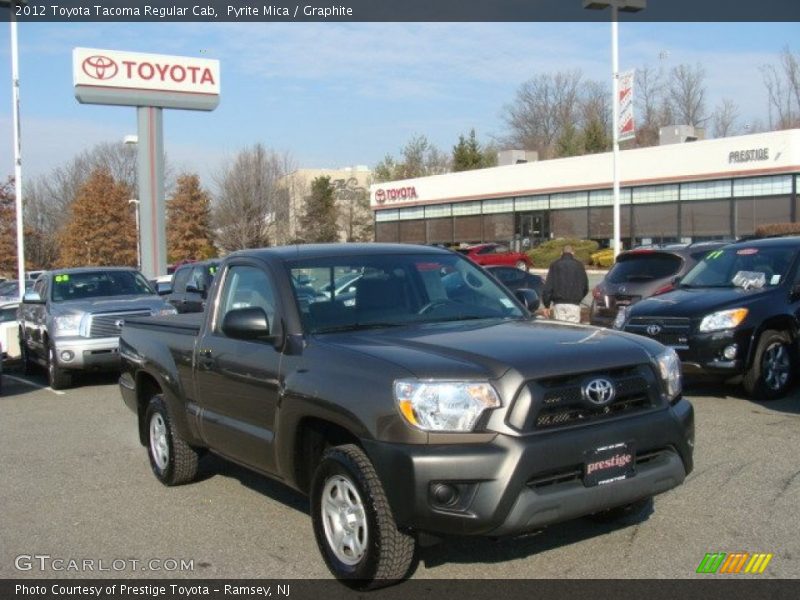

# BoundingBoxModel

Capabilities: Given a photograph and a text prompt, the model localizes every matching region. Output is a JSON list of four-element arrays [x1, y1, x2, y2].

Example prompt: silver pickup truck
[[19, 267, 176, 389]]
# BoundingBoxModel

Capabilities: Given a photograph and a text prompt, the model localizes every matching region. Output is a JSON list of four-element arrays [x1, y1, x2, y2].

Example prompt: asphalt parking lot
[[0, 367, 798, 580]]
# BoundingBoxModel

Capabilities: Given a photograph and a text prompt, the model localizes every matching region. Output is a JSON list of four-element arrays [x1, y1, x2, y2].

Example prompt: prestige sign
[[73, 48, 220, 110]]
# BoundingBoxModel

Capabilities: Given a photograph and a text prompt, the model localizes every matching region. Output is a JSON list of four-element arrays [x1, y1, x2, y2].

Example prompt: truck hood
[[50, 295, 170, 317], [628, 286, 777, 319], [319, 318, 660, 380]]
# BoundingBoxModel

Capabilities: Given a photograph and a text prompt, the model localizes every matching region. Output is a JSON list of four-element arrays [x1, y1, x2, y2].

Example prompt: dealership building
[[369, 129, 800, 249]]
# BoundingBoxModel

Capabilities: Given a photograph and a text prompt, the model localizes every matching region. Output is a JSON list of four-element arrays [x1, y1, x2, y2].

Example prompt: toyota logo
[[115, 319, 125, 329], [646, 324, 662, 336], [583, 378, 616, 406], [82, 55, 118, 80], [374, 189, 386, 205]]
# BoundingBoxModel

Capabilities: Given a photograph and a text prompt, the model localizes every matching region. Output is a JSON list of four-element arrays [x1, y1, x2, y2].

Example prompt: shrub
[[527, 238, 599, 268], [591, 248, 615, 268], [754, 222, 800, 237]]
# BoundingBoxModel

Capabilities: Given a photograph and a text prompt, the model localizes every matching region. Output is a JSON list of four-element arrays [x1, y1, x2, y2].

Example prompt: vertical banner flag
[[619, 69, 635, 141]]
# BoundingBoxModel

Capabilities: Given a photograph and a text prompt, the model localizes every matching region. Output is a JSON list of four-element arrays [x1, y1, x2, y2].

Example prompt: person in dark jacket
[[542, 245, 588, 323]]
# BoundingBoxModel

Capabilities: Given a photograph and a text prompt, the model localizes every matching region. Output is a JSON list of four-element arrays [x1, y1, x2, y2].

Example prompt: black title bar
[[0, 0, 798, 22]]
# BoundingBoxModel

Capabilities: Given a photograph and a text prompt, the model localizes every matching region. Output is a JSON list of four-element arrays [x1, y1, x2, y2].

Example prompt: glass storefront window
[[632, 184, 679, 204], [425, 204, 452, 218], [680, 179, 731, 201], [550, 191, 588, 209], [375, 209, 399, 222], [483, 198, 514, 214], [452, 201, 482, 216], [733, 175, 792, 197], [398, 207, 425, 220], [515, 195, 548, 211], [588, 188, 632, 206]]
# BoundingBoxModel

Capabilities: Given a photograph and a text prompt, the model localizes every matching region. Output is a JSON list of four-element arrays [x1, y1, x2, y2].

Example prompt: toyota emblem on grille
[[646, 324, 662, 336], [115, 319, 125, 329], [583, 378, 616, 406], [82, 55, 119, 80]]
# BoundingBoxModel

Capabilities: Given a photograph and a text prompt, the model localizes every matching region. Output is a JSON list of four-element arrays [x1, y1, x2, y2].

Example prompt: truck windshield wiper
[[424, 315, 496, 324], [314, 322, 407, 334]]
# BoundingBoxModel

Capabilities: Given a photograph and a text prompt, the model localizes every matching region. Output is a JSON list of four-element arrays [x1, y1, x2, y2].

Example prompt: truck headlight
[[613, 306, 629, 330], [53, 315, 82, 337], [394, 380, 501, 432], [153, 306, 178, 316], [656, 348, 682, 402], [698, 308, 748, 332]]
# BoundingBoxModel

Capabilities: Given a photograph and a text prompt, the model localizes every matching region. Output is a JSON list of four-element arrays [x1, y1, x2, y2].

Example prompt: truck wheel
[[20, 338, 36, 376], [311, 444, 415, 589], [47, 346, 72, 390], [743, 330, 793, 401], [588, 497, 653, 524], [145, 394, 199, 486]]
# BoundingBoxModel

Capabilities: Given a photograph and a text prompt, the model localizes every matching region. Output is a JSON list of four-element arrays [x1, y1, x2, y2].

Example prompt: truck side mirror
[[222, 307, 273, 342], [22, 291, 44, 304], [514, 288, 540, 312]]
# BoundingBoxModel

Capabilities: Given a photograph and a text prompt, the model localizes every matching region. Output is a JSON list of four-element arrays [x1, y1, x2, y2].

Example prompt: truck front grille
[[88, 311, 151, 338], [518, 366, 658, 432], [624, 317, 691, 349]]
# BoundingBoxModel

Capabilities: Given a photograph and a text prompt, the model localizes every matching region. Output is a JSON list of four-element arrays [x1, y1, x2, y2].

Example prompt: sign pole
[[137, 106, 166, 279], [611, 4, 621, 258], [10, 2, 26, 298]]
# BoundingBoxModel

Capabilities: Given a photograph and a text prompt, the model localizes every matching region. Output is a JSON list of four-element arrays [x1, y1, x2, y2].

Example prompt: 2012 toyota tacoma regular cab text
[[118, 244, 694, 588]]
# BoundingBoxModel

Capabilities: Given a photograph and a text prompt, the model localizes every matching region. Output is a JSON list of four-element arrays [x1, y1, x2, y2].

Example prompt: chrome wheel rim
[[321, 475, 368, 566], [763, 342, 790, 391], [149, 413, 169, 471]]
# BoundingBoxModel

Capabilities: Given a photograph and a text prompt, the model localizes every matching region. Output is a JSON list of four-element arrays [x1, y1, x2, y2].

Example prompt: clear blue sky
[[0, 21, 798, 183]]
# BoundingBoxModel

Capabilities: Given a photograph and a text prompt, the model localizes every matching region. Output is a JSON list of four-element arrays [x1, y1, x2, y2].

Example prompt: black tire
[[20, 335, 36, 376], [588, 496, 653, 524], [311, 444, 415, 589], [743, 330, 793, 401], [47, 346, 72, 390], [144, 394, 200, 486]]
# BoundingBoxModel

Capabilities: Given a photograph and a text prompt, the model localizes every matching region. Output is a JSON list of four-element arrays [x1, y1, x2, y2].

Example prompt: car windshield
[[51, 271, 154, 302], [607, 252, 683, 283], [287, 253, 525, 334], [681, 246, 796, 289]]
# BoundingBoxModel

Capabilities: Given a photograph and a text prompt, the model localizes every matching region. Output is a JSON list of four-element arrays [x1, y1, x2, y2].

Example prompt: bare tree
[[667, 63, 708, 127], [711, 98, 740, 138], [373, 135, 450, 183], [761, 46, 800, 130], [500, 70, 583, 158], [212, 144, 292, 252], [634, 64, 670, 147]]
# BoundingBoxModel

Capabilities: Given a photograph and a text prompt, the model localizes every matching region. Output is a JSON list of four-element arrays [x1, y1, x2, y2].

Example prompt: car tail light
[[653, 283, 674, 296]]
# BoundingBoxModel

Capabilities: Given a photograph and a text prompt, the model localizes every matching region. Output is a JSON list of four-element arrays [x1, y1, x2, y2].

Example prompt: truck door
[[194, 261, 282, 474]]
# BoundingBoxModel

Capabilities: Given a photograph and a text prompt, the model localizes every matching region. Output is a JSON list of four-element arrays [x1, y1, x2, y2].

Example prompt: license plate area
[[584, 442, 635, 487]]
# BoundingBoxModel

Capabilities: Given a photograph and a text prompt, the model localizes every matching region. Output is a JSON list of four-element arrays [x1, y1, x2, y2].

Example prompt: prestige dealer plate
[[584, 441, 635, 487]]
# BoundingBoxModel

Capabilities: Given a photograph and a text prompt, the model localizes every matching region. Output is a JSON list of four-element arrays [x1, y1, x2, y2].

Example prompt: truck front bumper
[[364, 398, 693, 537], [53, 336, 121, 371]]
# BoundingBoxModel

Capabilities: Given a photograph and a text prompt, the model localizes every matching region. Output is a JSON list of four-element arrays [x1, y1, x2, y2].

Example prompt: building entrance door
[[517, 212, 549, 248]]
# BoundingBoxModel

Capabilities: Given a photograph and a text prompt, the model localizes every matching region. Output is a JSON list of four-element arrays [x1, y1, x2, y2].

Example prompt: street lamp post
[[583, 0, 646, 258], [129, 198, 141, 270], [2, 0, 27, 299]]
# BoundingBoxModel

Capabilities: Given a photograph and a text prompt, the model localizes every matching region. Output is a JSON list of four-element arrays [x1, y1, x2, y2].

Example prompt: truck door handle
[[198, 349, 215, 370]]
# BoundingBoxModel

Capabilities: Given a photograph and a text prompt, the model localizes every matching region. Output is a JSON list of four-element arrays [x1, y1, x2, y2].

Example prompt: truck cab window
[[218, 266, 276, 331]]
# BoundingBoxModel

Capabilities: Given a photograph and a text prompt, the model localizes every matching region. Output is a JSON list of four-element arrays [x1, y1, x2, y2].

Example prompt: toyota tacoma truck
[[118, 244, 694, 588]]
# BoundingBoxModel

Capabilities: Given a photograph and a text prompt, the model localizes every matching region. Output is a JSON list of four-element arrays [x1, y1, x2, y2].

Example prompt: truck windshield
[[681, 246, 795, 289], [51, 271, 154, 302], [287, 253, 525, 334]]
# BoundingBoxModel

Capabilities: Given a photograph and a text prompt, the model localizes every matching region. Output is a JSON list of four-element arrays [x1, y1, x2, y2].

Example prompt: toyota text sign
[[73, 48, 220, 111]]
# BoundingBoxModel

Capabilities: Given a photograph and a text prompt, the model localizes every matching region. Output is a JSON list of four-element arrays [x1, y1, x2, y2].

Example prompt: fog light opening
[[722, 344, 738, 361], [60, 350, 75, 362], [430, 483, 460, 508]]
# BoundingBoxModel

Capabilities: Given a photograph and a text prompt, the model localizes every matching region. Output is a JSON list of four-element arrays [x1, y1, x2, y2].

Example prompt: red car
[[457, 243, 532, 270]]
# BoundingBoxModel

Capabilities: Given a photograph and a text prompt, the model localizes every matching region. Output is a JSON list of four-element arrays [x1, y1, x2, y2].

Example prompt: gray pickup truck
[[19, 267, 176, 389], [118, 244, 694, 588]]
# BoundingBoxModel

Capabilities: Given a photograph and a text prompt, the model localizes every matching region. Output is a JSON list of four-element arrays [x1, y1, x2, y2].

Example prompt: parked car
[[0, 302, 20, 359], [165, 260, 220, 313], [484, 265, 544, 297], [590, 242, 728, 328], [119, 243, 692, 588], [457, 243, 532, 270], [618, 236, 800, 400], [19, 267, 177, 389]]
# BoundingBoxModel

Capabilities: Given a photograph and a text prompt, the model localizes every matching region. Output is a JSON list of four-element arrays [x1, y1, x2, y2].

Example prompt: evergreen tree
[[58, 168, 137, 267], [453, 129, 493, 172], [555, 123, 583, 157], [167, 173, 217, 263], [582, 116, 611, 154], [300, 176, 339, 243]]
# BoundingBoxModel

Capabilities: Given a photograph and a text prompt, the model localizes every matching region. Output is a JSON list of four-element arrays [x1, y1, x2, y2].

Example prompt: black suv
[[619, 236, 800, 400], [165, 260, 220, 313], [591, 242, 727, 328]]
